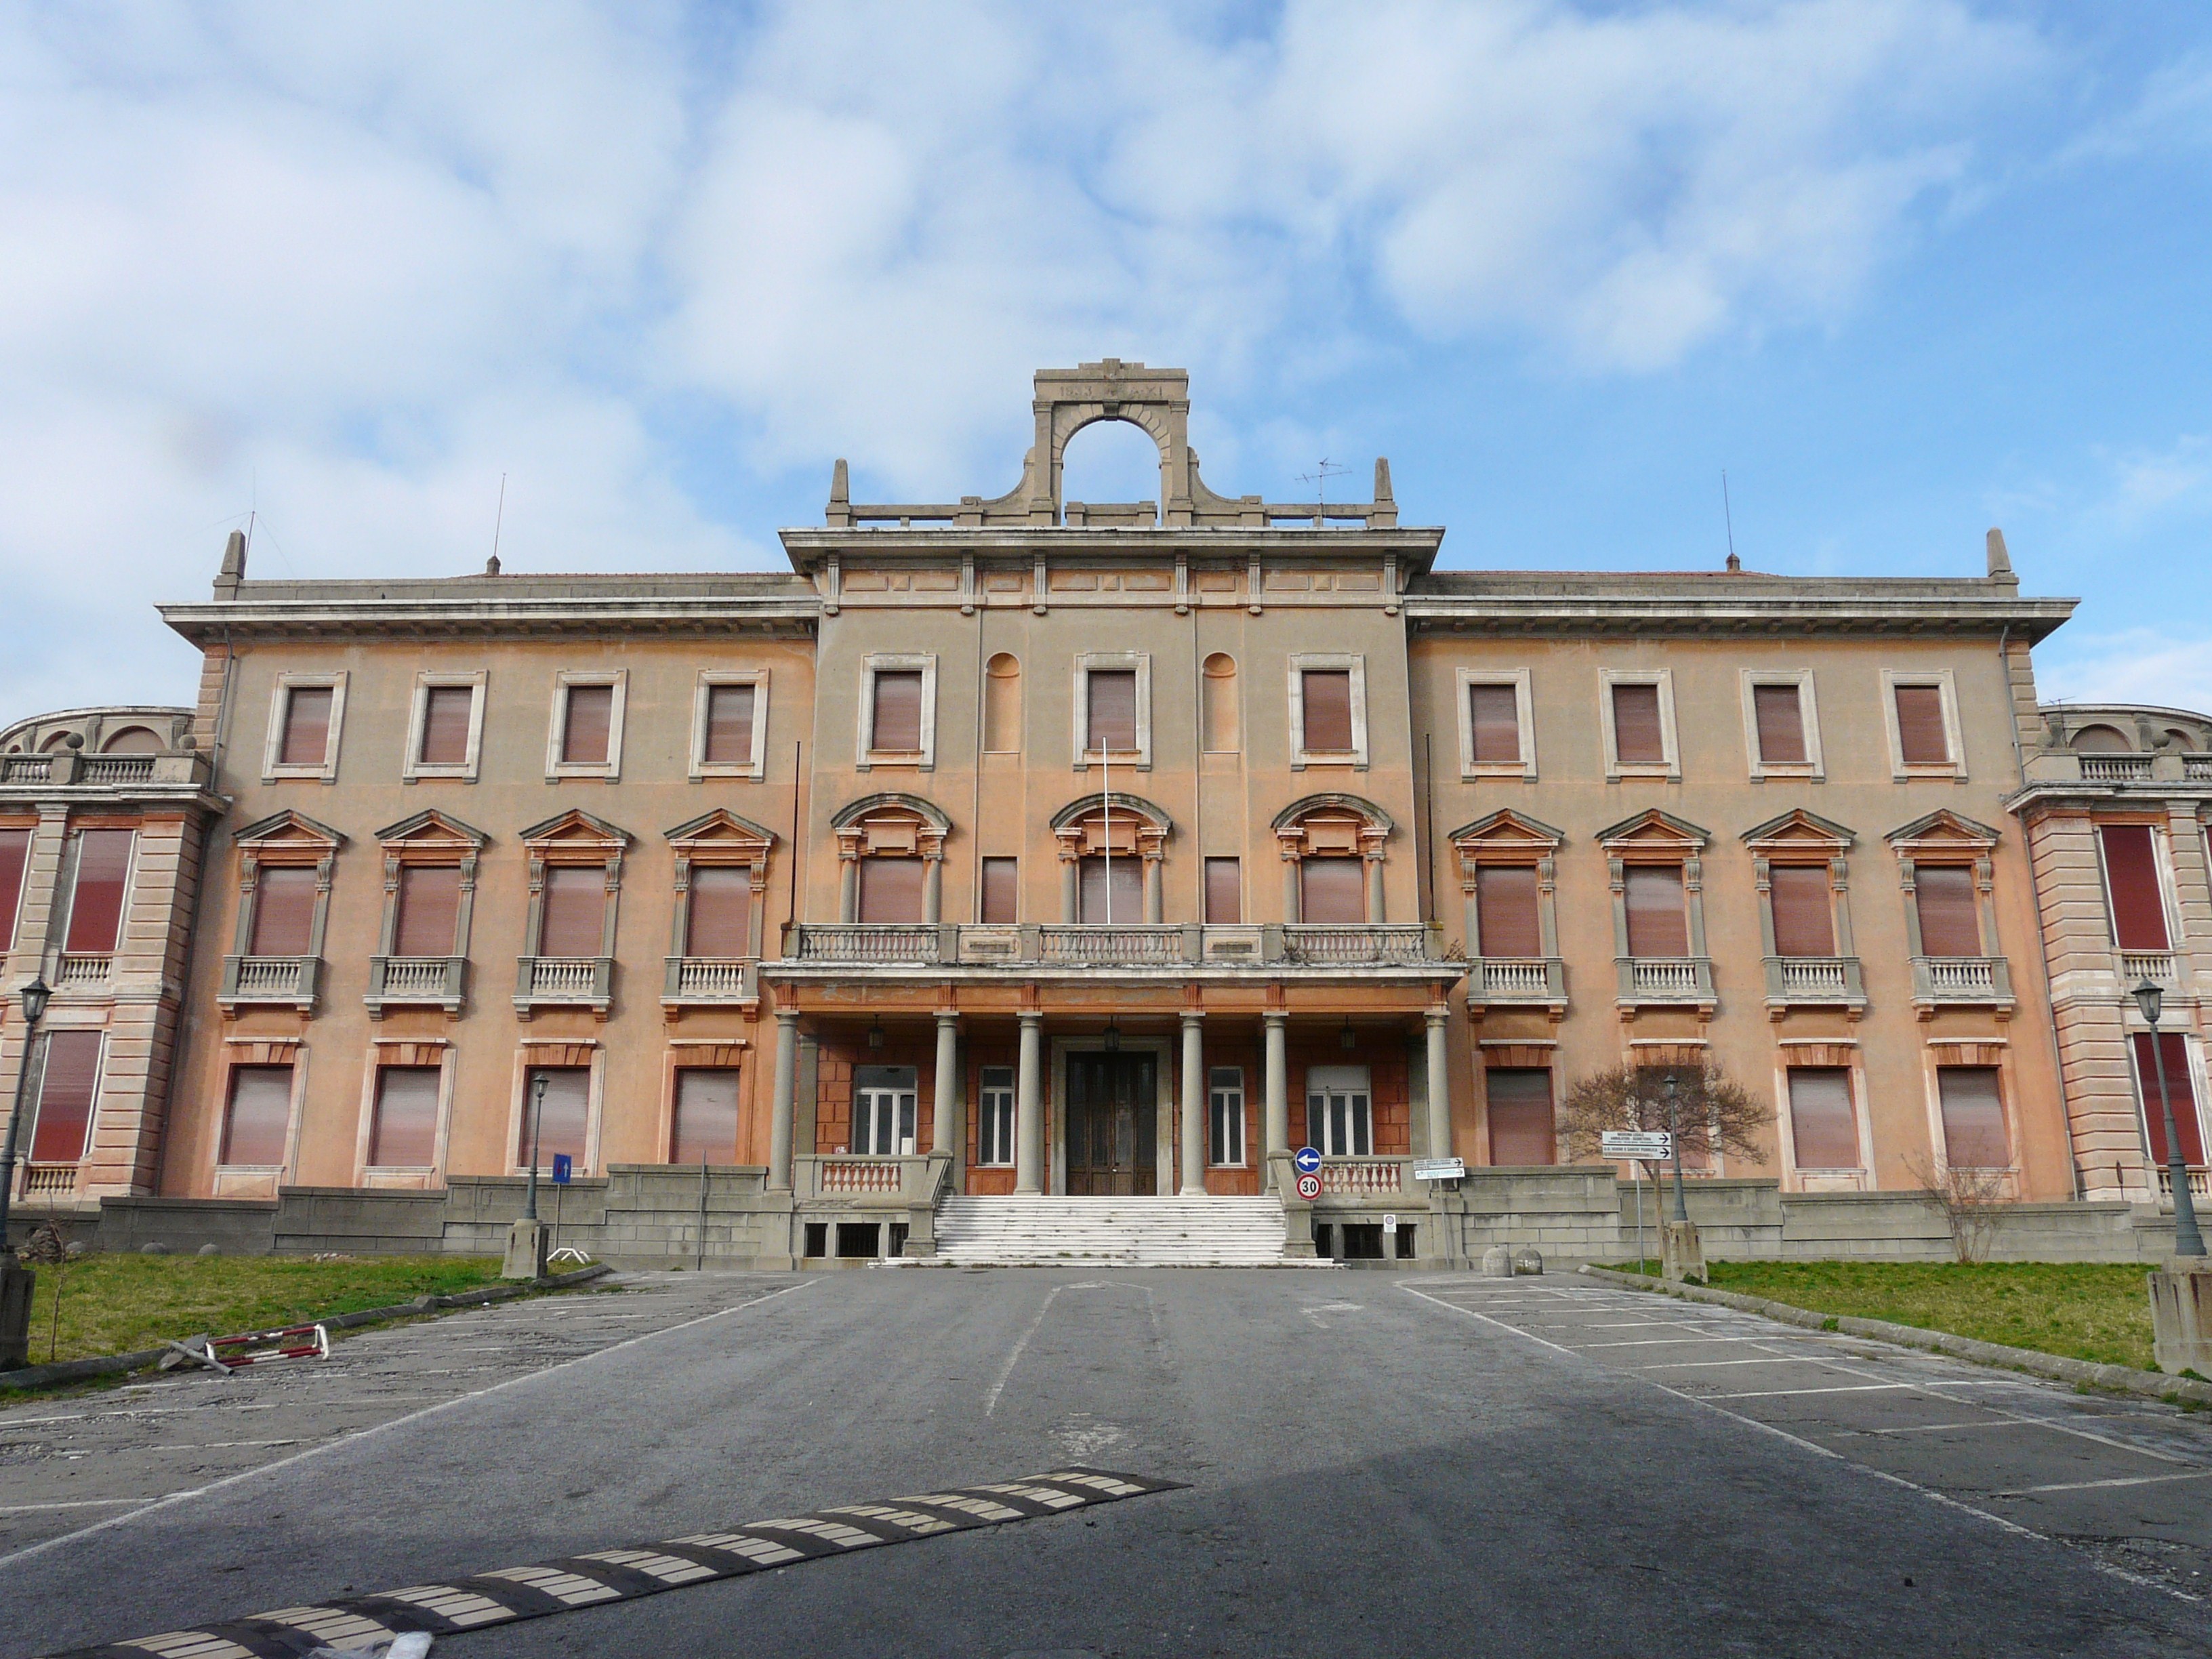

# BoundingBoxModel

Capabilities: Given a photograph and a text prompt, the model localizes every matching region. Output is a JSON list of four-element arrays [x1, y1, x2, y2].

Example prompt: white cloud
[[2039, 629, 2212, 715], [2107, 434, 2212, 525]]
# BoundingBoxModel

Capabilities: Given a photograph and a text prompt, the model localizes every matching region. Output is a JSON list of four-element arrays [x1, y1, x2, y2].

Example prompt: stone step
[[934, 1195, 1293, 1266]]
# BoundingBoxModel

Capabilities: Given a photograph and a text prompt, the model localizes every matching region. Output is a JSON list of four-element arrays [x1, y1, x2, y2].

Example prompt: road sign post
[[1600, 1132, 1671, 1272]]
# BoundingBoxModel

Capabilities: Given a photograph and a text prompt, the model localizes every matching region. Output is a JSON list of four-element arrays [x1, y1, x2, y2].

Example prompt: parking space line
[[1570, 1336, 1766, 1349], [1995, 1469, 2212, 1498], [1698, 1383, 1912, 1400], [1633, 1356, 1831, 1371]]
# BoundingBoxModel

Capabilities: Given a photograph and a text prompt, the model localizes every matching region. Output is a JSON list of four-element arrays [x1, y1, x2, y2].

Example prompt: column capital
[[1179, 1008, 1204, 1028], [1263, 1008, 1288, 1028], [1425, 1004, 1450, 1028], [935, 1008, 960, 1029], [1019, 1008, 1044, 1027], [775, 1007, 800, 1029]]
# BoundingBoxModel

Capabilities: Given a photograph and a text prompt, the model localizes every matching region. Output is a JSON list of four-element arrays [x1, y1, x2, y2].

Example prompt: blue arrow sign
[[1293, 1146, 1322, 1175], [552, 1153, 572, 1185]]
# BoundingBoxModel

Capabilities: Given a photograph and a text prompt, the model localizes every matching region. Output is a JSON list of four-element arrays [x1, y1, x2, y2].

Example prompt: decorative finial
[[1725, 551, 1742, 573], [485, 553, 501, 576], [1986, 527, 2013, 579]]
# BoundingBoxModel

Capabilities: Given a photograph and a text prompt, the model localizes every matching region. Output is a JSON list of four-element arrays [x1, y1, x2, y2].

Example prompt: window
[[2133, 1032, 2206, 1166], [872, 672, 923, 750], [1883, 671, 1962, 776], [1744, 674, 1821, 776], [1456, 670, 1534, 778], [858, 857, 927, 923], [692, 674, 769, 779], [1475, 865, 1541, 956], [262, 674, 347, 780], [0, 827, 30, 950], [857, 655, 937, 769], [369, 1066, 441, 1168], [1913, 866, 1981, 956], [853, 1065, 918, 1156], [393, 865, 462, 957], [686, 866, 754, 956], [520, 1067, 590, 1170], [672, 1069, 741, 1165], [1204, 857, 1242, 924], [218, 1060, 289, 1166], [537, 865, 607, 957], [983, 655, 1021, 753], [1599, 670, 1680, 777], [1289, 654, 1368, 767], [980, 858, 1018, 924], [1486, 1068, 1555, 1166], [31, 1030, 105, 1163], [1769, 865, 1835, 958], [1072, 652, 1151, 768], [1307, 1065, 1372, 1158], [407, 676, 486, 779], [1088, 670, 1137, 752], [248, 865, 318, 956], [1079, 856, 1143, 924], [1300, 857, 1365, 924], [1301, 671, 1353, 752], [1936, 1066, 2009, 1169], [1611, 683, 1664, 765], [2100, 824, 2169, 950], [547, 674, 626, 779], [64, 829, 133, 954], [1788, 1069, 1859, 1170], [1202, 654, 1238, 751], [1623, 865, 1688, 957], [279, 687, 332, 766], [1208, 1066, 1246, 1166], [977, 1066, 1016, 1166]]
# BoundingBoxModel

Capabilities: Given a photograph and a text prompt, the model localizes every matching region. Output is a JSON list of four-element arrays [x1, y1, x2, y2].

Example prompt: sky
[[3, 1, 2210, 718]]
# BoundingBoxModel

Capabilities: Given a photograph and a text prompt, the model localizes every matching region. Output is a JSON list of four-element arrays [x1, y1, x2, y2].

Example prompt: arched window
[[1202, 653, 1239, 752], [101, 726, 162, 754], [984, 653, 1021, 753], [1050, 794, 1172, 924], [1273, 795, 1393, 926], [832, 796, 951, 924], [2071, 724, 2131, 753]]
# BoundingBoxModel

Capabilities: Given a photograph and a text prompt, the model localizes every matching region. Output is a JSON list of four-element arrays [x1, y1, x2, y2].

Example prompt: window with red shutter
[[1204, 857, 1242, 924], [64, 829, 133, 953], [1788, 1069, 1859, 1168], [417, 685, 475, 766], [393, 865, 462, 956], [1469, 684, 1521, 765], [2133, 1033, 2207, 1166], [1623, 865, 1688, 956], [858, 857, 926, 923], [1914, 866, 1981, 956], [31, 1030, 104, 1163], [537, 865, 606, 957], [560, 684, 613, 765], [216, 1061, 290, 1168], [249, 865, 317, 956], [1080, 857, 1144, 923], [1087, 670, 1137, 752], [1769, 865, 1835, 957], [870, 671, 924, 752], [2099, 824, 2169, 950], [1753, 683, 1807, 765], [686, 866, 753, 956], [980, 858, 1018, 924], [1300, 857, 1365, 924], [1611, 683, 1665, 765], [1486, 1069, 1556, 1166], [279, 686, 332, 768], [1893, 684, 1950, 764], [1302, 670, 1354, 753], [1475, 865, 1542, 957], [0, 827, 29, 950], [672, 1069, 741, 1165], [520, 1067, 590, 1168], [1937, 1067, 2011, 1168], [703, 683, 756, 766], [369, 1067, 441, 1167]]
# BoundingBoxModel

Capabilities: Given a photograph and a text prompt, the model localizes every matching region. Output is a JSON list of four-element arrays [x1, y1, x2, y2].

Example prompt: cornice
[[779, 525, 1446, 571], [161, 579, 820, 646], [1406, 575, 2074, 641]]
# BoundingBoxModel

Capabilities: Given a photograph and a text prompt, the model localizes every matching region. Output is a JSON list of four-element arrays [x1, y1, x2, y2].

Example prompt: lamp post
[[522, 1073, 547, 1225], [0, 978, 52, 1253], [2135, 978, 2206, 1258], [1665, 1071, 1689, 1224]]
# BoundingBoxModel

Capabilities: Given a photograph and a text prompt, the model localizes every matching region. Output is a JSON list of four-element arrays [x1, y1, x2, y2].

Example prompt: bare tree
[[1557, 1059, 1773, 1168], [1903, 1152, 2008, 1265]]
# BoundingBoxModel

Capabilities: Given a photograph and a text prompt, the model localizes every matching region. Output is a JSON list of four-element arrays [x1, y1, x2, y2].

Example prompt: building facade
[[7, 362, 2198, 1264]]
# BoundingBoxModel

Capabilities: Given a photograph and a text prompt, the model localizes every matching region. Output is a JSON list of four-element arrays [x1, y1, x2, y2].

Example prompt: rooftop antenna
[[1298, 458, 1351, 505], [1721, 470, 1740, 572], [488, 472, 507, 575]]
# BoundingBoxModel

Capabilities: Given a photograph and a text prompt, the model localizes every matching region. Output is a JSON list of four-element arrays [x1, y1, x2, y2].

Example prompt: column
[[1015, 1010, 1045, 1193], [769, 1008, 799, 1193], [1368, 856, 1387, 924], [839, 857, 858, 923], [1061, 859, 1080, 923], [1145, 857, 1164, 924], [932, 1010, 961, 1156], [1263, 1010, 1289, 1188], [924, 855, 943, 924], [1425, 1004, 1452, 1162], [1179, 1011, 1206, 1195]]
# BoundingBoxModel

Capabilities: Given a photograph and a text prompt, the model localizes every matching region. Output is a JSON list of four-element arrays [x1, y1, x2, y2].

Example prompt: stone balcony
[[1761, 955, 1868, 1017], [366, 954, 469, 1019], [775, 922, 1450, 976], [1909, 954, 2015, 1016], [0, 750, 211, 790], [218, 953, 322, 1013], [662, 955, 760, 1009], [1614, 955, 1717, 1011], [1464, 956, 1568, 1013], [514, 954, 615, 1018]]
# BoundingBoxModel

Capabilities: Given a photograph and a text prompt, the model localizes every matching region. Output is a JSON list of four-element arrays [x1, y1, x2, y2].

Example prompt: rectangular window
[[520, 1067, 591, 1169], [1475, 865, 1541, 956], [1768, 865, 1835, 958], [418, 684, 476, 766], [279, 685, 333, 768], [703, 683, 756, 767], [248, 865, 317, 956], [977, 1065, 1016, 1167], [1914, 866, 1981, 956], [1306, 1065, 1372, 1158], [1623, 865, 1688, 957], [686, 866, 753, 956], [1079, 856, 1143, 924], [1486, 1068, 1555, 1166], [672, 1068, 741, 1165], [537, 865, 606, 957], [31, 1029, 105, 1163], [2100, 824, 2169, 951], [1301, 670, 1355, 753], [980, 857, 1018, 924], [1611, 683, 1665, 765], [64, 828, 134, 953], [1087, 670, 1138, 752], [0, 827, 31, 950], [1299, 858, 1364, 924], [2133, 1033, 2206, 1167], [858, 857, 927, 924], [1208, 1066, 1246, 1166], [1469, 683, 1521, 766], [853, 1065, 918, 1156], [369, 1066, 441, 1168], [393, 865, 462, 956], [1753, 684, 1808, 765], [560, 684, 613, 766], [1936, 1066, 2010, 1169], [1204, 857, 1242, 924], [871, 670, 924, 752], [1893, 684, 1951, 766], [217, 1059, 289, 1167], [1788, 1069, 1859, 1170]]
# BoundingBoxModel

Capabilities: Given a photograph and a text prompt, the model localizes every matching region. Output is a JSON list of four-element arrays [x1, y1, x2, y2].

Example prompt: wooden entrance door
[[1065, 1052, 1157, 1195]]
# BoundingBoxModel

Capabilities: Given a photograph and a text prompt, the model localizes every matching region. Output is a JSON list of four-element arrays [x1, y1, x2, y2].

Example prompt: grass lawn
[[14, 1254, 505, 1367], [1623, 1259, 2160, 1372]]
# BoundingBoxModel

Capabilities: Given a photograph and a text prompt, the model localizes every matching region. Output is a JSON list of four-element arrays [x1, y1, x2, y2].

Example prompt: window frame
[[0, 823, 30, 954], [363, 1059, 450, 1173], [1599, 669, 1680, 780], [691, 670, 769, 781], [1931, 1063, 2015, 1173], [510, 1052, 602, 1177], [979, 857, 1019, 924], [216, 1051, 303, 1175], [857, 653, 937, 771], [1454, 668, 1536, 781], [2097, 820, 2177, 952], [852, 1065, 920, 1156], [2131, 1031, 2210, 1169], [544, 669, 628, 781], [1739, 669, 1823, 781], [1071, 651, 1153, 771], [1881, 668, 1966, 780], [1208, 1065, 1247, 1168], [260, 671, 348, 783], [1782, 1065, 1868, 1178], [1305, 1063, 1374, 1158], [403, 672, 489, 781], [62, 826, 137, 956], [1288, 653, 1369, 770], [977, 1065, 1017, 1167], [30, 1027, 107, 1165]]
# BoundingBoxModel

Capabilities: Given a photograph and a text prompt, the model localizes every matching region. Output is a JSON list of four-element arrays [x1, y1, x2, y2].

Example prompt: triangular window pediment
[[233, 809, 346, 853], [1742, 809, 1854, 857], [1597, 808, 1708, 855]]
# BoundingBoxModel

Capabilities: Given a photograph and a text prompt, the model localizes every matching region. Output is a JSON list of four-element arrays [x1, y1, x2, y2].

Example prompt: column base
[[0, 1254, 33, 1370], [502, 1218, 550, 1281], [2150, 1258, 2212, 1375], [1660, 1221, 1705, 1285]]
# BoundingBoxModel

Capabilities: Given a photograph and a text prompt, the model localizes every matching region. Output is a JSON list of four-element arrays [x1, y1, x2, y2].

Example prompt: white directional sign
[[1601, 1130, 1674, 1162], [1412, 1158, 1466, 1181], [1381, 1213, 1398, 1233]]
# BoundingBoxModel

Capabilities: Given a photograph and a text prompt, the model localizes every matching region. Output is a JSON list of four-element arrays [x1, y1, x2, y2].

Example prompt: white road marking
[[0, 1497, 155, 1515], [1995, 1469, 2212, 1497], [1698, 1383, 1913, 1400], [984, 1282, 1105, 1416], [1633, 1356, 1830, 1371], [1570, 1336, 1765, 1349]]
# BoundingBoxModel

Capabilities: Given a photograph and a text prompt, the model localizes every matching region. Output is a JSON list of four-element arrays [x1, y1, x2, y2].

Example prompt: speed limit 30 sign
[[1294, 1171, 1322, 1200]]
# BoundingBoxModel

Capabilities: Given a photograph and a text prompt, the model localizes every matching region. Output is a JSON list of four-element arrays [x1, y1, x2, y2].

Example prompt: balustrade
[[1317, 1158, 1406, 1197], [2079, 753, 2152, 783], [54, 954, 111, 989]]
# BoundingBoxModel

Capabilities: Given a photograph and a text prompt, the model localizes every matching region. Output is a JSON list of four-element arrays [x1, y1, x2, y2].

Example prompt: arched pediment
[[1272, 793, 1395, 835], [1051, 792, 1171, 862], [832, 792, 949, 861], [1741, 808, 1855, 856], [830, 792, 951, 834], [1274, 794, 1392, 861], [1049, 792, 1172, 834], [1595, 808, 1708, 856]]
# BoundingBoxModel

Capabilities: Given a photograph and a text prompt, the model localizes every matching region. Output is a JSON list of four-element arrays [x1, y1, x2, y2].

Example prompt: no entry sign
[[1294, 1172, 1322, 1200]]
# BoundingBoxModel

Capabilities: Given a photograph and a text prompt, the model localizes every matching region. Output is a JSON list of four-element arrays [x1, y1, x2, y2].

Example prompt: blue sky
[[3, 1, 2209, 716]]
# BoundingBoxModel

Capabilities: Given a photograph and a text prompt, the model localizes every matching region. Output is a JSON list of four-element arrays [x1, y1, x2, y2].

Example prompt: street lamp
[[2134, 977, 2205, 1258], [522, 1073, 547, 1224], [1665, 1071, 1689, 1224], [0, 979, 52, 1253]]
